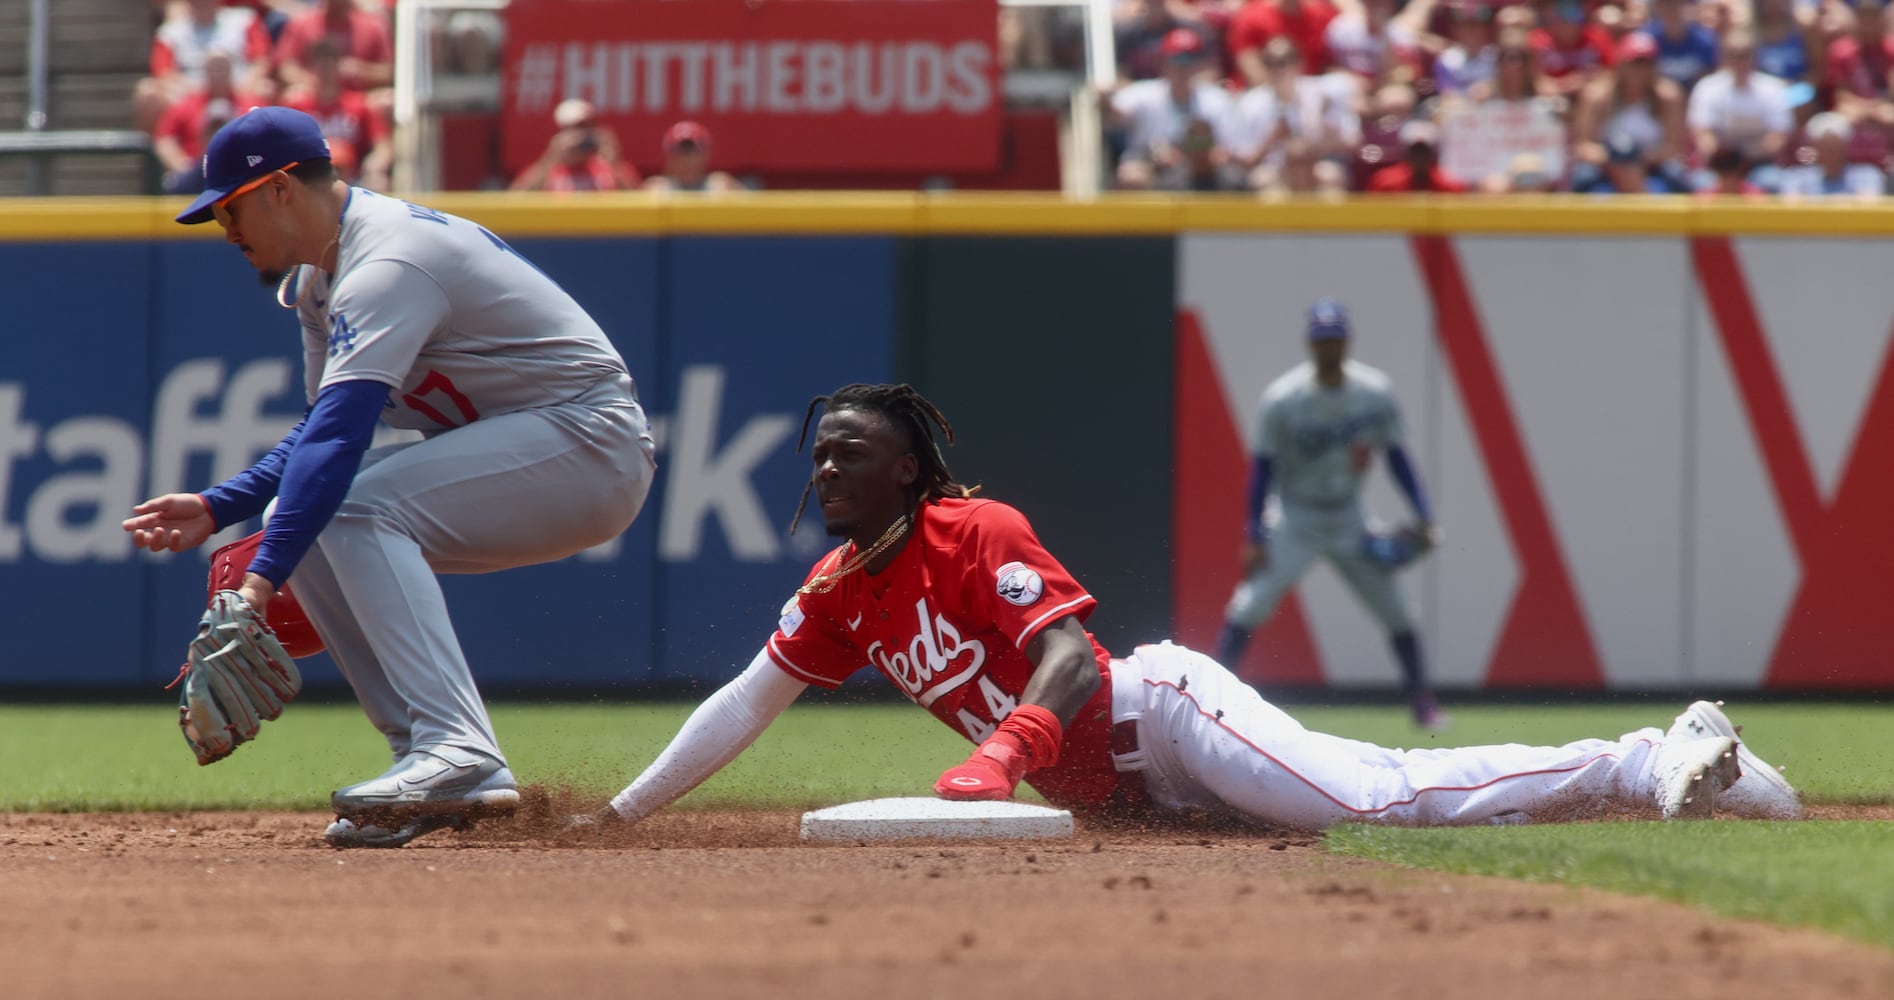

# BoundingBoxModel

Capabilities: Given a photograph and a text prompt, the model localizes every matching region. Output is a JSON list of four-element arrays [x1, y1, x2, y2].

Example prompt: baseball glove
[[169, 590, 303, 766], [1360, 524, 1436, 570]]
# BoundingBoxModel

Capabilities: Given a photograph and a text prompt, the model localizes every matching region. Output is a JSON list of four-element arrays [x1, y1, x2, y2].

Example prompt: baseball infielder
[[1215, 299, 1448, 728], [578, 382, 1801, 835], [121, 107, 657, 848]]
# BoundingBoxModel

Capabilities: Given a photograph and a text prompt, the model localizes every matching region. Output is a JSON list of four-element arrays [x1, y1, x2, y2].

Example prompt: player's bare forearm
[[1019, 616, 1102, 723]]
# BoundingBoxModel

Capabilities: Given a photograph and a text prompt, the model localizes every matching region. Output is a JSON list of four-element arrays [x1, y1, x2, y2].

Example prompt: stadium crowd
[[138, 0, 399, 194], [1105, 0, 1894, 195], [135, 0, 738, 195], [131, 0, 1889, 196]]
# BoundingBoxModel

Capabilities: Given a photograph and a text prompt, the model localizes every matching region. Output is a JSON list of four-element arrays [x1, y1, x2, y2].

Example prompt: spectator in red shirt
[[1530, 0, 1617, 100], [511, 99, 642, 193], [1365, 119, 1470, 190], [273, 0, 393, 96], [151, 49, 253, 194], [283, 37, 390, 190], [1229, 0, 1341, 85], [1827, 0, 1894, 129]]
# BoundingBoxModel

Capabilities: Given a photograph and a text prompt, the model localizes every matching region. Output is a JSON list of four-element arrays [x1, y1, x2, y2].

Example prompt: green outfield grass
[[0, 700, 1886, 810], [0, 702, 971, 812], [2, 699, 1888, 949], [1327, 822, 1894, 950]]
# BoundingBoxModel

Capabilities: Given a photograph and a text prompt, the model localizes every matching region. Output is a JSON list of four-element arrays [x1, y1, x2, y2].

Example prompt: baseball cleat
[[331, 746, 519, 822], [1410, 693, 1452, 732], [1653, 735, 1740, 819], [1667, 700, 1804, 820], [323, 814, 467, 849]]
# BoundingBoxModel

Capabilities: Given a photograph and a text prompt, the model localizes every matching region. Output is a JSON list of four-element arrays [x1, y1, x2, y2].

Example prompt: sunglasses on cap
[[210, 161, 299, 227]]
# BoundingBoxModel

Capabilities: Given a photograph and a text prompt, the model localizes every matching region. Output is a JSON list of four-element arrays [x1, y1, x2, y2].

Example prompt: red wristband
[[990, 703, 1064, 772]]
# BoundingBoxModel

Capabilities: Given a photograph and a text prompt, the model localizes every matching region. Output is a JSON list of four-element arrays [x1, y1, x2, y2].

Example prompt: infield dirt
[[5, 802, 1891, 1000]]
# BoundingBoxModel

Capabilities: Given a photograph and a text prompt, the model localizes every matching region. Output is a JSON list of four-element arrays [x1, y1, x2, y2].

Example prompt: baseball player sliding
[[1215, 299, 1448, 729], [121, 107, 657, 849], [579, 382, 1801, 835]]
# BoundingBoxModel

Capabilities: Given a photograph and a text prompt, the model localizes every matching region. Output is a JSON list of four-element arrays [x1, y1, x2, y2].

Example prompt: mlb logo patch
[[994, 562, 1044, 607]]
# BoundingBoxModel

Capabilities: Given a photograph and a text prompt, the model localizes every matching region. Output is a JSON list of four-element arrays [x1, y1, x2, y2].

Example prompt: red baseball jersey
[[767, 497, 1125, 809]]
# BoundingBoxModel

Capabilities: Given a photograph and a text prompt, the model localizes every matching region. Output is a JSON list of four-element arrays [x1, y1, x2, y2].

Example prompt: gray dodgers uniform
[[286, 188, 656, 763], [1224, 358, 1413, 633]]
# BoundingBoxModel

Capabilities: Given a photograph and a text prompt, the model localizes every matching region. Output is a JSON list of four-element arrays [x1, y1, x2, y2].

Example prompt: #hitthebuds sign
[[502, 0, 1004, 173]]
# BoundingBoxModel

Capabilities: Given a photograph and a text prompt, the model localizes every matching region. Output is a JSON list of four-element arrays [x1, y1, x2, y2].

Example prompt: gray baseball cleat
[[331, 746, 520, 822], [1667, 700, 1804, 819], [323, 814, 467, 849], [1653, 735, 1740, 819]]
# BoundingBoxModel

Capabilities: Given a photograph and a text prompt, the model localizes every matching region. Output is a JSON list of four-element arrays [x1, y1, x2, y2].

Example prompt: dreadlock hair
[[789, 382, 977, 535]]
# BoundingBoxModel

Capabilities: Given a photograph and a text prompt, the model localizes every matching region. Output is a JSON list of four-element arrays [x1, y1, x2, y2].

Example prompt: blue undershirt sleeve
[[197, 416, 307, 530], [1244, 454, 1273, 543], [247, 379, 389, 588], [1386, 444, 1433, 524]]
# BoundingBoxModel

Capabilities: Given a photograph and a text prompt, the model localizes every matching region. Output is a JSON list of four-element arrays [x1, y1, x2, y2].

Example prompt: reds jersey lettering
[[870, 596, 985, 708], [763, 498, 1124, 807]]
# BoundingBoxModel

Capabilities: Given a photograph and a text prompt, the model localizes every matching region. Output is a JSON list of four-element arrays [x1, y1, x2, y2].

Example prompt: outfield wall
[[0, 196, 1887, 691]]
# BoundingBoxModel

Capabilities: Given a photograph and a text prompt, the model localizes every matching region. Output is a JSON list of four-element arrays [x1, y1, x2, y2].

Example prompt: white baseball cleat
[[1667, 700, 1804, 820], [331, 746, 520, 822], [1653, 735, 1740, 819]]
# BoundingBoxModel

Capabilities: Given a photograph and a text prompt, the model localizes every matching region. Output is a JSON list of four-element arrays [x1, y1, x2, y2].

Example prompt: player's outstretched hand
[[934, 747, 1023, 801], [124, 494, 217, 553], [933, 705, 1065, 802]]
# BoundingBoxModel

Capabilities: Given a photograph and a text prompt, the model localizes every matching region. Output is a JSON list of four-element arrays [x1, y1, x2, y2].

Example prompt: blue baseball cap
[[174, 106, 332, 225], [1306, 299, 1350, 340]]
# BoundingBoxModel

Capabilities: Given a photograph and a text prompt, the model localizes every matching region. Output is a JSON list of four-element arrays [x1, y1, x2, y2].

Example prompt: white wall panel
[[1735, 239, 1894, 500], [1457, 237, 1687, 685], [1688, 278, 1799, 688]]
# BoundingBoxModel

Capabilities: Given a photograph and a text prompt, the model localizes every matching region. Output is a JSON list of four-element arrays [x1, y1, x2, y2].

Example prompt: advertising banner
[[0, 231, 896, 690], [501, 0, 1003, 174]]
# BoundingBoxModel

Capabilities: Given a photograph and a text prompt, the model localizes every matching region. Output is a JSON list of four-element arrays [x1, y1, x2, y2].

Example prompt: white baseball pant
[[1109, 642, 1666, 828]]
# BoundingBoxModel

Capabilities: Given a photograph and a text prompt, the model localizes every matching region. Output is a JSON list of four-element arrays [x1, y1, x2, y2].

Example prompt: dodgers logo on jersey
[[868, 597, 985, 708], [327, 312, 360, 358], [994, 561, 1044, 607], [1293, 412, 1383, 459]]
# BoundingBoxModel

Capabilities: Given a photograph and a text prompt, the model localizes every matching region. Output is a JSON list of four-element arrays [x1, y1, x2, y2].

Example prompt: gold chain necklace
[[798, 513, 911, 595], [275, 227, 342, 310]]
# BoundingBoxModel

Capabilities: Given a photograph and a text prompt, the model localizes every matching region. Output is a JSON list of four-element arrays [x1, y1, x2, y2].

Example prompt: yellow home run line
[[1, 193, 1891, 241]]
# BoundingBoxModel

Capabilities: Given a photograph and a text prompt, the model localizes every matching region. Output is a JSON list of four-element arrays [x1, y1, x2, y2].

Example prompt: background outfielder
[[1214, 299, 1447, 729], [582, 383, 1802, 835], [121, 107, 657, 849]]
